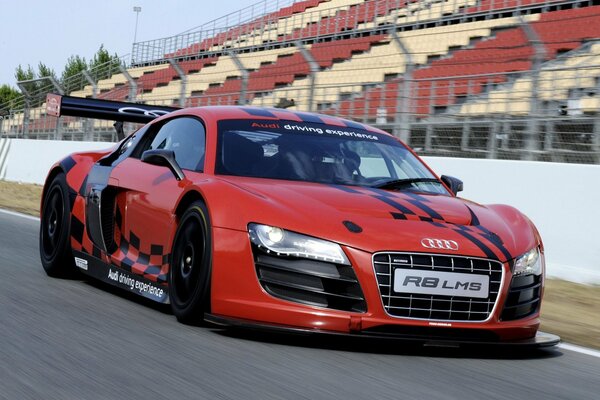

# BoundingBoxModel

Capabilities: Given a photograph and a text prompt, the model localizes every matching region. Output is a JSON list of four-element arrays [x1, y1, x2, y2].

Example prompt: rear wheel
[[169, 201, 212, 325], [39, 173, 75, 277]]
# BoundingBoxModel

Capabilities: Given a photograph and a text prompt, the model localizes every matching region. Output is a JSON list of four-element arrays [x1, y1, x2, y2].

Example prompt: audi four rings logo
[[421, 238, 459, 251], [118, 106, 171, 118]]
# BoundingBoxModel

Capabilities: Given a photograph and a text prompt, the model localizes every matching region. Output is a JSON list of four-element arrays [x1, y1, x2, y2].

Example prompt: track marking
[[0, 208, 40, 222], [559, 343, 600, 359]]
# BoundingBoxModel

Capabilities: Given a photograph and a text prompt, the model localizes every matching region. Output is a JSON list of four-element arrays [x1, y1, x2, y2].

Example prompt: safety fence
[[1, 0, 599, 164]]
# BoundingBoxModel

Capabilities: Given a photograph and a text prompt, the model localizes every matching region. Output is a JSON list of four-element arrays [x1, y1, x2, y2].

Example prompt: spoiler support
[[46, 94, 180, 124]]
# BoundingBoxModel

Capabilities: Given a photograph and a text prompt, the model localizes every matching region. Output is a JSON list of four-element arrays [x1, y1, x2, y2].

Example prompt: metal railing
[[1, 0, 599, 165], [130, 0, 578, 65]]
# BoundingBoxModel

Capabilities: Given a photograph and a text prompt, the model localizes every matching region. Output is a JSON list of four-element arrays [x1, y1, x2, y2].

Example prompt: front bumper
[[210, 227, 549, 343]]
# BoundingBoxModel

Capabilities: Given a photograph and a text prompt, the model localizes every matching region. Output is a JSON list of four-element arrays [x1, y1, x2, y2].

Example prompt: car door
[[107, 116, 207, 283]]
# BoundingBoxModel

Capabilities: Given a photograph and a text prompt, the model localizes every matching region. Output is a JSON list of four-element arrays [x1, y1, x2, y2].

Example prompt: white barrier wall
[[0, 139, 114, 184], [424, 157, 600, 284], [0, 138, 598, 283]]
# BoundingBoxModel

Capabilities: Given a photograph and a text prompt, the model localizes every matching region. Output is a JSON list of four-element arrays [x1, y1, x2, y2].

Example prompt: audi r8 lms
[[39, 95, 559, 347]]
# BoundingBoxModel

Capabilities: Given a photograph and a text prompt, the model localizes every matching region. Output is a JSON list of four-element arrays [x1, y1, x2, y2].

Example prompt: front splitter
[[204, 313, 560, 348]]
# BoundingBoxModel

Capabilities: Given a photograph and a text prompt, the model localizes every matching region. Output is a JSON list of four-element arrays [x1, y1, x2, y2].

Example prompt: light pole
[[133, 6, 142, 44]]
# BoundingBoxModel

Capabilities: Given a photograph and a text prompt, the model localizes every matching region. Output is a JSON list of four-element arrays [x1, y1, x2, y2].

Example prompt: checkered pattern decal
[[60, 154, 171, 286], [112, 206, 170, 284]]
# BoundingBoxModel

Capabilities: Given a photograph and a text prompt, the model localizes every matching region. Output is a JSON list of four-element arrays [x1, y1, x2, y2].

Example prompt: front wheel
[[39, 173, 75, 277], [169, 201, 212, 325]]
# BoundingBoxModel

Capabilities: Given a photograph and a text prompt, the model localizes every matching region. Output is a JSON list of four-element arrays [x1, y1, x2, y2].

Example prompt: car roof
[[169, 106, 392, 137]]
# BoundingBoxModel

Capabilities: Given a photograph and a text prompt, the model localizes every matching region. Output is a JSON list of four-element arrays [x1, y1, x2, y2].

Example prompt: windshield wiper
[[371, 178, 442, 190]]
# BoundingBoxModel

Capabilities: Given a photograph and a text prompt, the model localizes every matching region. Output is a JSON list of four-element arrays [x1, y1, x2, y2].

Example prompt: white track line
[[0, 207, 39, 221], [559, 343, 600, 358], [2, 207, 600, 358]]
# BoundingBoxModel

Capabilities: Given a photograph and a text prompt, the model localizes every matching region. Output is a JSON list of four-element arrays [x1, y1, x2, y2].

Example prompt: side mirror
[[141, 149, 185, 181], [440, 175, 463, 195]]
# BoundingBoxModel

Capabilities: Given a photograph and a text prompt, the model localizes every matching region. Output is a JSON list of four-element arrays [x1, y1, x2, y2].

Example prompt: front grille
[[373, 252, 504, 322], [253, 245, 366, 313]]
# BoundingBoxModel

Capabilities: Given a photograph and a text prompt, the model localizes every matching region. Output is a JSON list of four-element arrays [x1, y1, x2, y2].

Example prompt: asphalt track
[[1, 210, 599, 400]]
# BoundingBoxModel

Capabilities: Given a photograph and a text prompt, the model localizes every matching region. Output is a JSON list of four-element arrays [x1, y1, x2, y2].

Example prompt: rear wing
[[45, 94, 180, 124]]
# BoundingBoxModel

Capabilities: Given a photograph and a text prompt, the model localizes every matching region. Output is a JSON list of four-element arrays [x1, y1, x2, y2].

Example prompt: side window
[[138, 117, 206, 172]]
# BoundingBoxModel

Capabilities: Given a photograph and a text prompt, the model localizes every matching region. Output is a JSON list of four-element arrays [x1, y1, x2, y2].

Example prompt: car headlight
[[513, 247, 542, 276], [248, 223, 350, 265]]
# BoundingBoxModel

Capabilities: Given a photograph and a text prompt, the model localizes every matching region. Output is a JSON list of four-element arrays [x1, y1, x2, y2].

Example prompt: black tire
[[169, 201, 212, 325], [39, 173, 76, 277]]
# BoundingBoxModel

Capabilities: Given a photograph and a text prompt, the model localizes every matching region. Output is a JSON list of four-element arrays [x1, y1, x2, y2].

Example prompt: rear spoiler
[[46, 94, 180, 124]]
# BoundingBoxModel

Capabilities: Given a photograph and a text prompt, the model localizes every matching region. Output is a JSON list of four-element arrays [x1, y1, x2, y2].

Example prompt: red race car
[[40, 95, 559, 347]]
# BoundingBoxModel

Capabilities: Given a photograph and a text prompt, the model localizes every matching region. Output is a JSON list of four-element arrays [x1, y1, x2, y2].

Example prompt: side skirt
[[73, 250, 170, 304]]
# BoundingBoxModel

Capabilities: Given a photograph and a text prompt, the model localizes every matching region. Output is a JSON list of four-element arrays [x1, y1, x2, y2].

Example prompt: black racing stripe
[[365, 187, 393, 197], [466, 206, 512, 260], [429, 221, 446, 228], [294, 112, 323, 124], [474, 226, 512, 261], [405, 198, 444, 221], [452, 228, 498, 260], [391, 212, 407, 220], [241, 107, 278, 117], [60, 156, 76, 174], [419, 216, 433, 222], [343, 119, 365, 130], [375, 195, 415, 215], [400, 191, 431, 203], [330, 184, 362, 194], [466, 206, 480, 226]]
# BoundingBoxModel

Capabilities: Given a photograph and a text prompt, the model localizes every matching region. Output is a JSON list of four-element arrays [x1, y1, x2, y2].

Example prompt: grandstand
[[1, 0, 599, 163]]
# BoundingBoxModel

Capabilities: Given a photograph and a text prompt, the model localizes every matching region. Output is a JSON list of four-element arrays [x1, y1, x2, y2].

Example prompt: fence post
[[520, 16, 546, 161], [487, 117, 498, 159], [295, 41, 319, 112], [81, 70, 98, 141], [461, 118, 471, 151], [16, 83, 30, 139], [120, 65, 137, 103], [168, 58, 188, 107], [82, 70, 98, 98], [389, 29, 413, 143], [228, 51, 249, 105], [119, 65, 138, 137], [45, 77, 65, 140]]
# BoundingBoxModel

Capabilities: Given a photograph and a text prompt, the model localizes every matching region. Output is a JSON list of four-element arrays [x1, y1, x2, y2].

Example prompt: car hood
[[212, 177, 538, 262]]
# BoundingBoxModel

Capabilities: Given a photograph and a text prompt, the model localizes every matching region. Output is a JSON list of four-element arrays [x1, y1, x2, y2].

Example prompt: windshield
[[216, 119, 448, 195]]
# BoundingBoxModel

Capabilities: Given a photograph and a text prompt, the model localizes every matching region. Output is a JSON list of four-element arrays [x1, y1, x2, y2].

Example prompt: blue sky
[[0, 0, 264, 86]]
